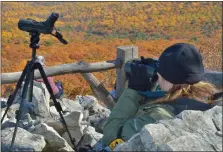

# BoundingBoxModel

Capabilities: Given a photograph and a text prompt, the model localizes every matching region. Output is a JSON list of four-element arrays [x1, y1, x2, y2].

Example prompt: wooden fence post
[[81, 72, 115, 109], [115, 46, 138, 99]]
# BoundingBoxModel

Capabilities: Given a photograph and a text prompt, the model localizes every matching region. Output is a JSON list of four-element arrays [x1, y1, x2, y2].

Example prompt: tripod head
[[18, 12, 68, 45]]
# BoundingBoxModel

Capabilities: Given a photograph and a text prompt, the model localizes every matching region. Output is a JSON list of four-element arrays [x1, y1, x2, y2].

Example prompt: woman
[[35, 56, 64, 99], [101, 43, 221, 150]]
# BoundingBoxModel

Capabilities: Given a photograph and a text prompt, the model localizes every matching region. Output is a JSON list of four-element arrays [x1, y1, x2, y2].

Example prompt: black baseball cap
[[156, 43, 204, 84]]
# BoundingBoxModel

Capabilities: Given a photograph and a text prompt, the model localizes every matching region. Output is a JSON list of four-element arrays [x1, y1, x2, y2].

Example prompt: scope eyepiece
[[45, 12, 59, 27]]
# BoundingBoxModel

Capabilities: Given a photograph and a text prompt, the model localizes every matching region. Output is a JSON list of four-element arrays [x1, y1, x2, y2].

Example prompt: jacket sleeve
[[102, 88, 144, 145]]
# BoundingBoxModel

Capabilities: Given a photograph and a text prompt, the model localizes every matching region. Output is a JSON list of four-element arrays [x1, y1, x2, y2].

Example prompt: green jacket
[[102, 88, 214, 146]]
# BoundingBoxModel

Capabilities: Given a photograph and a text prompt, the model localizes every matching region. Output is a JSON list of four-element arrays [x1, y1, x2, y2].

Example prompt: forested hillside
[[1, 2, 222, 98]]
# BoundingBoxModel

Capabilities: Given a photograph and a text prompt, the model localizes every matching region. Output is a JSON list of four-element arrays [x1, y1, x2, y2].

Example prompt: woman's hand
[[127, 63, 152, 91]]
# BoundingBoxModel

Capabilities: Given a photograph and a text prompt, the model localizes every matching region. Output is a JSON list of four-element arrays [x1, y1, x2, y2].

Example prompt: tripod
[[1, 32, 77, 151]]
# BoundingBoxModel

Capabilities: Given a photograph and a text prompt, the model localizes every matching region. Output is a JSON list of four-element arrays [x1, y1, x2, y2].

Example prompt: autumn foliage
[[1, 2, 222, 98]]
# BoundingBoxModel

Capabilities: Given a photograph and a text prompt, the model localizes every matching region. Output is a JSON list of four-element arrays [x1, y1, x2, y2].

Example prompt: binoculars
[[124, 57, 159, 90]]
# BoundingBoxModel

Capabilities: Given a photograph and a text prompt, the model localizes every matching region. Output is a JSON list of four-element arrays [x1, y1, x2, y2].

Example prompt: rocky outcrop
[[32, 123, 74, 152], [1, 127, 46, 152], [1, 75, 222, 152], [114, 105, 222, 151], [1, 81, 110, 151], [13, 81, 51, 118]]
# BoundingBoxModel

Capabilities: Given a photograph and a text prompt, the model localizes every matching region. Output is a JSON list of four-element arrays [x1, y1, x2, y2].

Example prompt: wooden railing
[[1, 46, 222, 109]]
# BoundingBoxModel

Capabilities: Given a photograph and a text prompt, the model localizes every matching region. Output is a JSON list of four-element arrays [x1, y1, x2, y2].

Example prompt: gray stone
[[1, 110, 9, 124], [140, 123, 173, 151], [62, 111, 85, 147], [30, 84, 51, 118], [78, 126, 103, 148], [2, 103, 20, 119], [216, 131, 222, 137], [45, 118, 66, 135], [1, 127, 46, 152], [204, 106, 222, 131], [115, 106, 222, 151], [32, 123, 74, 152], [60, 98, 84, 113], [49, 106, 60, 118], [158, 135, 208, 151], [14, 81, 51, 118], [1, 118, 16, 130], [47, 111, 84, 134], [114, 133, 145, 151], [77, 95, 111, 133], [76, 95, 97, 109]]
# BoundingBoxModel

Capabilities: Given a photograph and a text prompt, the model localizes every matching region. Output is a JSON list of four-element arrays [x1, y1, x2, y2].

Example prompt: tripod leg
[[28, 67, 34, 102], [34, 63, 77, 151], [1, 62, 29, 123], [10, 62, 33, 151]]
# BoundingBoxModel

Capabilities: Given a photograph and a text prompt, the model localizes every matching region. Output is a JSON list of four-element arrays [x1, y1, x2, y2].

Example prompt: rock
[[216, 131, 222, 137], [76, 95, 97, 109], [2, 112, 39, 131], [49, 106, 60, 118], [76, 95, 111, 133], [114, 133, 145, 151], [1, 110, 9, 124], [78, 126, 103, 148], [1, 127, 46, 152], [34, 81, 51, 107], [45, 119, 65, 135], [158, 134, 210, 151], [1, 118, 16, 130], [29, 82, 51, 118], [204, 106, 222, 131], [60, 98, 84, 113], [63, 129, 83, 149], [2, 103, 20, 119], [64, 111, 84, 128], [140, 123, 174, 151], [46, 111, 84, 136], [32, 123, 74, 152], [88, 109, 110, 133], [62, 111, 85, 147], [82, 109, 89, 120], [14, 81, 51, 118], [115, 106, 222, 151]]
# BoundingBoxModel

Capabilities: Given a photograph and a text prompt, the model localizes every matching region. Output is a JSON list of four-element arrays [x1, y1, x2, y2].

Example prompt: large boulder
[[1, 127, 46, 152], [46, 111, 84, 136], [62, 111, 85, 147], [114, 105, 222, 151], [77, 126, 103, 148], [49, 98, 84, 119], [14, 81, 51, 118], [60, 98, 84, 113], [76, 95, 111, 133], [32, 123, 74, 152], [2, 103, 20, 119]]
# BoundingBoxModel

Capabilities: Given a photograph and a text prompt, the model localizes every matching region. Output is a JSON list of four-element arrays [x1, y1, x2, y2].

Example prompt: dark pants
[[55, 81, 64, 99]]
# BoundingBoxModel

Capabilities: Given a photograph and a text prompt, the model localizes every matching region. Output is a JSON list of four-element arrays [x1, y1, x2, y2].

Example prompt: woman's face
[[157, 73, 173, 91]]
